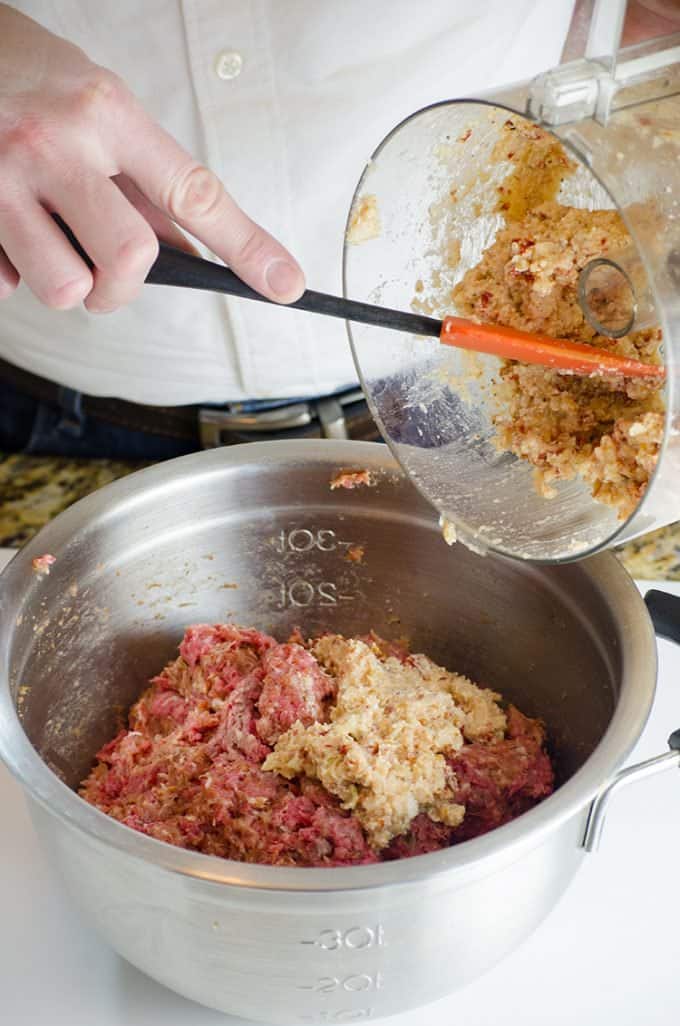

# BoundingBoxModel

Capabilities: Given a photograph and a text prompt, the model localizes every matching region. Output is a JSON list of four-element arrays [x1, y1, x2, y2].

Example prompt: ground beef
[[446, 705, 555, 841], [80, 624, 555, 867]]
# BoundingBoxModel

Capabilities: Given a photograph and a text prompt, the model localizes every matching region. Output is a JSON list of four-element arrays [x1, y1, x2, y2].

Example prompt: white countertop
[[1, 546, 679, 1026]]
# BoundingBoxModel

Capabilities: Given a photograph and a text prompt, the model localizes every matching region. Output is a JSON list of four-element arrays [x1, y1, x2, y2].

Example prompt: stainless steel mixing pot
[[0, 440, 678, 1023]]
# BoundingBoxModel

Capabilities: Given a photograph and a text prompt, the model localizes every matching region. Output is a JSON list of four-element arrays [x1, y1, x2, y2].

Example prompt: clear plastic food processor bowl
[[343, 32, 680, 562]]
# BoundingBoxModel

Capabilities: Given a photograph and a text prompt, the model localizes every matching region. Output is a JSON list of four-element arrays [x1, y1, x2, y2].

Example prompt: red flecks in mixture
[[80, 625, 555, 867]]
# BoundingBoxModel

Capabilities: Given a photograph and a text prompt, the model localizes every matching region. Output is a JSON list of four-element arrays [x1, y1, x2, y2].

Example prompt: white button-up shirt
[[0, 0, 574, 404]]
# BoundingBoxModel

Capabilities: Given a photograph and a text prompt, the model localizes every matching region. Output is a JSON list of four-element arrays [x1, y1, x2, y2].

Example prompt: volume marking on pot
[[271, 527, 357, 554], [273, 579, 356, 609], [299, 925, 386, 950], [296, 973, 384, 993]]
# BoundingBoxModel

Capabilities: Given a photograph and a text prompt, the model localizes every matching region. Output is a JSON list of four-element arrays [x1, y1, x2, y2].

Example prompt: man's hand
[[0, 4, 305, 313]]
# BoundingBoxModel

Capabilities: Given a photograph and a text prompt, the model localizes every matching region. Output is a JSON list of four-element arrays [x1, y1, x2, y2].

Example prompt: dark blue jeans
[[1, 376, 353, 460], [0, 379, 198, 460]]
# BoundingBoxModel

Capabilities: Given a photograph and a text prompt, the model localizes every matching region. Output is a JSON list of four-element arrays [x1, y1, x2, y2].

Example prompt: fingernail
[[265, 260, 303, 301]]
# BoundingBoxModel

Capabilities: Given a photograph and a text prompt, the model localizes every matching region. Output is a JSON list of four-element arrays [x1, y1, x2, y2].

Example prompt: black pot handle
[[645, 590, 680, 751], [582, 587, 680, 851], [645, 589, 680, 645]]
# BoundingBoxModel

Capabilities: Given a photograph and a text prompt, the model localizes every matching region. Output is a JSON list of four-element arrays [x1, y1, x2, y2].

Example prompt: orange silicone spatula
[[54, 215, 665, 381], [440, 316, 665, 380]]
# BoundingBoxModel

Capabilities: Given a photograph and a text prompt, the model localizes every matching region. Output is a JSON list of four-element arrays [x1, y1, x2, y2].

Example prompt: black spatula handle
[[53, 213, 262, 299], [52, 214, 441, 338]]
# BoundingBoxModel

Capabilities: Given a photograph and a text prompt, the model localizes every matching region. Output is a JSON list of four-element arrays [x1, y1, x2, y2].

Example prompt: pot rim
[[0, 441, 657, 892]]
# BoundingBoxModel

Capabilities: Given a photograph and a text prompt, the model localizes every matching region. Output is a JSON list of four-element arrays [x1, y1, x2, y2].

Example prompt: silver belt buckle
[[199, 388, 364, 448]]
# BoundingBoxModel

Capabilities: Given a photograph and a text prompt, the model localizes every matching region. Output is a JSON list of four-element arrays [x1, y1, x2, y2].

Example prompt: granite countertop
[[1, 452, 678, 579], [0, 453, 148, 548]]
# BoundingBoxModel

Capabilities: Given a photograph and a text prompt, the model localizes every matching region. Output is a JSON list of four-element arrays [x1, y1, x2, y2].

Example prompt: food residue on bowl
[[79, 623, 554, 867], [31, 554, 56, 576], [330, 468, 375, 490], [345, 544, 365, 563], [439, 517, 458, 546], [346, 194, 380, 244]]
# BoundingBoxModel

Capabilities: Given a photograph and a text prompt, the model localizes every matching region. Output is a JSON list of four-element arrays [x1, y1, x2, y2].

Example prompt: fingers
[[0, 59, 303, 313], [0, 247, 19, 299], [120, 115, 305, 303], [0, 196, 92, 308], [46, 173, 159, 313], [113, 174, 200, 256]]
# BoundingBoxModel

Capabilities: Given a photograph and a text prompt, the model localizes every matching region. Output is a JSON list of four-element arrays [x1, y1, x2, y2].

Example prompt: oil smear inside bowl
[[79, 621, 554, 867]]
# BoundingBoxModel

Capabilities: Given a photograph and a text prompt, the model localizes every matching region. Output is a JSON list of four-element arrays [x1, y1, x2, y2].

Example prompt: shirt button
[[215, 50, 243, 80]]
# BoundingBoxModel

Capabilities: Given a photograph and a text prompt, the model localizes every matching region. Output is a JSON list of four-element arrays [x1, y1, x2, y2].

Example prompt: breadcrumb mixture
[[80, 623, 553, 867], [452, 118, 664, 519], [265, 634, 506, 847]]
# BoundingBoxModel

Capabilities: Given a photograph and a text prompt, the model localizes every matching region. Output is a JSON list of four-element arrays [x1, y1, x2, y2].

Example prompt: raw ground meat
[[80, 623, 554, 867]]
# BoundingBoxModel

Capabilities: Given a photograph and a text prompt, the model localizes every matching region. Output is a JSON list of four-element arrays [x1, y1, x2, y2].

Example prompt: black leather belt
[[0, 356, 380, 446]]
